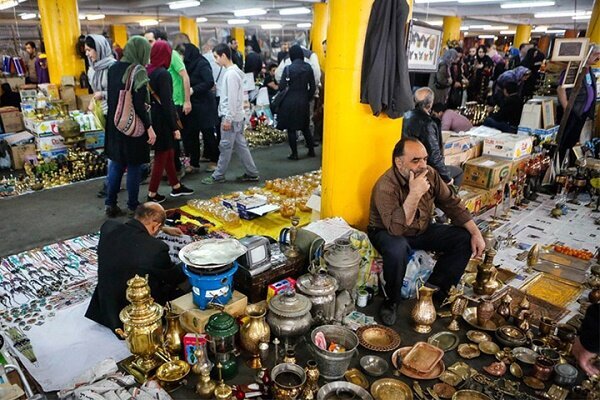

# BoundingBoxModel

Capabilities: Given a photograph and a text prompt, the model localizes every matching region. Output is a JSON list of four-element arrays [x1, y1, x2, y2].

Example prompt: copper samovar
[[115, 275, 165, 380]]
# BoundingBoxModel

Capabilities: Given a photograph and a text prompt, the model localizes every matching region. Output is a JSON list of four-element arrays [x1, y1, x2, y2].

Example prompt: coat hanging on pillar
[[360, 0, 414, 119]]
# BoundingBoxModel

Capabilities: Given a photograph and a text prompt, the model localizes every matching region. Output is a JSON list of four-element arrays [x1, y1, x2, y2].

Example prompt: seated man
[[85, 203, 187, 333], [571, 303, 599, 376], [403, 87, 464, 186], [368, 138, 485, 326], [431, 103, 473, 133], [483, 81, 523, 133]]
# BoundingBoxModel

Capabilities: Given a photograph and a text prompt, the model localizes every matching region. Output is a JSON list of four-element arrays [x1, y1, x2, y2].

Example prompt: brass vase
[[240, 304, 271, 369], [411, 284, 437, 334], [477, 297, 495, 327], [301, 360, 320, 399], [194, 365, 217, 399], [448, 296, 468, 331], [163, 307, 185, 359]]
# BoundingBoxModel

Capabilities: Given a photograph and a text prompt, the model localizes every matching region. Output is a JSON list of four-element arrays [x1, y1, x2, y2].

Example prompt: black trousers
[[288, 125, 315, 156], [368, 224, 472, 303], [182, 123, 220, 167], [173, 106, 183, 171], [558, 111, 589, 163]]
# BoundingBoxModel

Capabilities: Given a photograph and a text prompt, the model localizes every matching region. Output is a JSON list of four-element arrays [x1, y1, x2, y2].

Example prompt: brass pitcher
[[163, 306, 185, 359], [240, 304, 271, 369], [473, 249, 501, 296], [411, 281, 437, 334]]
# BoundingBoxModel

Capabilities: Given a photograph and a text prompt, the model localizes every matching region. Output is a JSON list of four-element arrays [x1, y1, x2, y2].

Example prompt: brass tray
[[394, 347, 445, 380], [371, 378, 413, 400], [428, 331, 460, 352], [452, 390, 492, 400], [541, 250, 591, 271], [462, 307, 507, 332], [494, 286, 568, 328], [402, 342, 444, 373], [344, 368, 369, 389], [519, 273, 583, 308], [466, 330, 492, 344], [356, 325, 402, 352], [457, 343, 480, 359], [478, 341, 500, 355]]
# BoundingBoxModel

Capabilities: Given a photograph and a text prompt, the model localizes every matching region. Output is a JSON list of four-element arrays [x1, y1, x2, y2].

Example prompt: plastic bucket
[[309, 325, 359, 380]]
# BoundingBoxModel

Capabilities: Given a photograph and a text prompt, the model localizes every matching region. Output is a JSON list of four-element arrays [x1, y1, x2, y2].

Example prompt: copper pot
[[533, 356, 555, 381]]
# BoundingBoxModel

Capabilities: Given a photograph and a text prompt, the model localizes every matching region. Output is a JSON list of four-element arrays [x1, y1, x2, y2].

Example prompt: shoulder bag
[[270, 66, 290, 114], [149, 85, 184, 130], [114, 64, 146, 137]]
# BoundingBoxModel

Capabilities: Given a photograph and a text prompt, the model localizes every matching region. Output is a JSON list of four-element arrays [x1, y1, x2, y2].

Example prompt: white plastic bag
[[401, 250, 435, 299]]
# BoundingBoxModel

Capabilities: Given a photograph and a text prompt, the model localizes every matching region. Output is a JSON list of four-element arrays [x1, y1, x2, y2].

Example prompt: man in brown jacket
[[368, 138, 485, 325]]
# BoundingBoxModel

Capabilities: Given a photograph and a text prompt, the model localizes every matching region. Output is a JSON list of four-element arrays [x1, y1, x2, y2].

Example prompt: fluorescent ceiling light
[[20, 12, 37, 20], [0, 0, 25, 11], [484, 25, 509, 30], [233, 8, 266, 17], [478, 34, 497, 38], [86, 14, 105, 20], [458, 0, 502, 3], [501, 1, 554, 8], [262, 23, 282, 29], [500, 30, 516, 34], [297, 22, 312, 28], [546, 29, 566, 34], [427, 20, 444, 26], [460, 26, 469, 31], [469, 24, 492, 29], [279, 7, 311, 15], [196, 17, 207, 22], [228, 18, 249, 25], [139, 19, 159, 26], [79, 14, 86, 20], [414, 0, 456, 3], [573, 15, 591, 20], [534, 10, 590, 18], [169, 0, 199, 9]]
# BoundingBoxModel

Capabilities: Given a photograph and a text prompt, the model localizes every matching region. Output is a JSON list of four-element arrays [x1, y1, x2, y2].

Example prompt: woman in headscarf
[[467, 45, 494, 103], [85, 34, 116, 117], [176, 43, 218, 173], [521, 47, 545, 99], [276, 44, 316, 160], [146, 40, 194, 203], [104, 36, 155, 217], [492, 65, 531, 105], [429, 48, 459, 104]]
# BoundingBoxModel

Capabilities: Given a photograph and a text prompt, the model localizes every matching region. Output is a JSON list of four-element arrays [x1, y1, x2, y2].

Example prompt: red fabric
[[149, 149, 178, 193], [146, 41, 172, 75]]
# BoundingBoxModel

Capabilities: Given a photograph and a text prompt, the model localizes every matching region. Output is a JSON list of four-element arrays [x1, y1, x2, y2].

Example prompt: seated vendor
[[482, 81, 523, 133], [85, 202, 187, 334], [572, 303, 599, 376], [368, 138, 485, 326], [431, 103, 473, 133]]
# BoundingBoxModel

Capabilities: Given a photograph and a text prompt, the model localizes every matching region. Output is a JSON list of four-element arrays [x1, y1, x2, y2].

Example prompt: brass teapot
[[473, 248, 501, 296]]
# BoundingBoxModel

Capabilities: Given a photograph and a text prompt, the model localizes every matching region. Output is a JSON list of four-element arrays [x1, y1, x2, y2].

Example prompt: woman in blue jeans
[[104, 37, 157, 217]]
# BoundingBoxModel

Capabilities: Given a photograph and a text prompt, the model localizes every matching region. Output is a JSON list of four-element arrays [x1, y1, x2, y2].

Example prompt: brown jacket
[[369, 166, 472, 236]]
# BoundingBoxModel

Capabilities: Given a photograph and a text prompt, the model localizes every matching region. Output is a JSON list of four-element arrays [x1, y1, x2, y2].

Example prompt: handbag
[[270, 66, 290, 114], [149, 86, 184, 130], [114, 65, 146, 137]]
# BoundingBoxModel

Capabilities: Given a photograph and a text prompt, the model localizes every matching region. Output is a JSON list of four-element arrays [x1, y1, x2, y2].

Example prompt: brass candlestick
[[284, 216, 301, 259], [214, 363, 233, 400]]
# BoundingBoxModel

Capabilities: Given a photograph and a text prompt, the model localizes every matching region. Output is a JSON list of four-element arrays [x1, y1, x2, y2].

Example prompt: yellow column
[[231, 27, 245, 60], [179, 16, 199, 47], [312, 2, 329, 68], [110, 25, 128, 48], [38, 0, 84, 84], [321, 0, 407, 229], [587, 0, 600, 43], [442, 16, 462, 49], [514, 24, 532, 48]]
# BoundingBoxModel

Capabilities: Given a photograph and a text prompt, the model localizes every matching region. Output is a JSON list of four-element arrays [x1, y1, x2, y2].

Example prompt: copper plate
[[457, 343, 480, 359], [452, 390, 492, 400], [395, 347, 446, 380], [466, 330, 492, 344], [344, 368, 369, 389], [370, 378, 413, 400], [357, 324, 402, 352], [462, 307, 507, 332], [402, 342, 445, 373], [433, 383, 456, 399], [428, 331, 460, 352], [519, 273, 583, 308], [523, 376, 545, 390], [478, 341, 500, 355]]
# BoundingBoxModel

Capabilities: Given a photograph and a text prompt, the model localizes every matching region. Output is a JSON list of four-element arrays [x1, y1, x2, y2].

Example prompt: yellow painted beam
[[231, 27, 245, 60], [38, 0, 85, 85], [179, 16, 199, 47], [514, 25, 532, 48], [312, 2, 329, 68], [321, 0, 409, 229], [442, 16, 462, 49], [110, 25, 128, 48]]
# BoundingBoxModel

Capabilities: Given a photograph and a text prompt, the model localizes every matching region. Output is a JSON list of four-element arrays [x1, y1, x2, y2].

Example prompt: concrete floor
[[0, 143, 321, 257]]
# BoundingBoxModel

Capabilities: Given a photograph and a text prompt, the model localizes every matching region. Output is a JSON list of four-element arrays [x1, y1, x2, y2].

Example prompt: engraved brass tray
[[452, 390, 492, 400], [494, 286, 568, 328], [519, 273, 583, 308], [371, 378, 413, 400], [356, 324, 401, 352], [393, 347, 445, 380], [402, 342, 444, 373]]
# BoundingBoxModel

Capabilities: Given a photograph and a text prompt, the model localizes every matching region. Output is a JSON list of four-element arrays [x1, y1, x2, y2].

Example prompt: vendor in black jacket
[[85, 203, 187, 334], [572, 303, 599, 376], [483, 81, 523, 133], [402, 87, 463, 186]]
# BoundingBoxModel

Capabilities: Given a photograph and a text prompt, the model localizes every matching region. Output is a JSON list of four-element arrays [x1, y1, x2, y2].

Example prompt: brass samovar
[[116, 275, 165, 380]]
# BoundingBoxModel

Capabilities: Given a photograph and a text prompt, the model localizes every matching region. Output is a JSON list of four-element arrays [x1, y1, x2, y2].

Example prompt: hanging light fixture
[[86, 14, 105, 21], [139, 19, 159, 26], [196, 17, 208, 22], [279, 7, 311, 15], [169, 1, 200, 10], [233, 8, 266, 17], [0, 0, 26, 11]]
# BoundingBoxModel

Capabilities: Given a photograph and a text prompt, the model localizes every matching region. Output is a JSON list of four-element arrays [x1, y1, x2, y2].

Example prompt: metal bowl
[[360, 355, 389, 377], [317, 381, 374, 400]]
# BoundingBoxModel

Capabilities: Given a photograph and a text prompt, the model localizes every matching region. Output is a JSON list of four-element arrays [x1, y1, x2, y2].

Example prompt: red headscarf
[[146, 40, 172, 75]]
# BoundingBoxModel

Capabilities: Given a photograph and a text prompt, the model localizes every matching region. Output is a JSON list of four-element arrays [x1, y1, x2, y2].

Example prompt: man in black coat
[[402, 87, 463, 186], [483, 82, 523, 134], [85, 203, 187, 334], [228, 36, 244, 70]]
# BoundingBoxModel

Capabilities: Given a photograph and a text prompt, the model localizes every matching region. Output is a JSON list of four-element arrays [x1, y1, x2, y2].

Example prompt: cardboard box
[[443, 133, 473, 156], [84, 130, 105, 150], [39, 148, 68, 159], [483, 133, 533, 160], [36, 134, 66, 153], [24, 118, 60, 136], [510, 155, 532, 177], [0, 109, 24, 133], [10, 143, 36, 169], [60, 76, 76, 87], [463, 156, 513, 189], [0, 76, 26, 91], [37, 83, 59, 100], [171, 291, 247, 334], [517, 125, 559, 144], [444, 141, 483, 166], [458, 186, 484, 214], [77, 94, 94, 111], [59, 85, 77, 110]]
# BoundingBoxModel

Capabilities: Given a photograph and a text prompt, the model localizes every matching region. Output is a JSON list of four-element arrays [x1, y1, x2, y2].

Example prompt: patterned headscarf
[[121, 36, 151, 92]]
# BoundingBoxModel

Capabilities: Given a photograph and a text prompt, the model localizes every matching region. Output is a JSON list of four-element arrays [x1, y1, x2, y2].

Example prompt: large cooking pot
[[267, 291, 313, 341], [323, 238, 361, 294]]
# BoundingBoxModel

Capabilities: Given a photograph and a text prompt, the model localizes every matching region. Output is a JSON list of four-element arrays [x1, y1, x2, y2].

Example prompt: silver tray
[[179, 238, 247, 268]]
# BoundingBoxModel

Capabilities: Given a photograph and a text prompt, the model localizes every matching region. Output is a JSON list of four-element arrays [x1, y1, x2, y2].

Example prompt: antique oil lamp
[[205, 312, 239, 380], [115, 275, 165, 381]]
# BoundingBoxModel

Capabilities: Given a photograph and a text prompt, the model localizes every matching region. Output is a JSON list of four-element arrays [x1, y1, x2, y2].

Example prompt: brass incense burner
[[115, 275, 165, 381]]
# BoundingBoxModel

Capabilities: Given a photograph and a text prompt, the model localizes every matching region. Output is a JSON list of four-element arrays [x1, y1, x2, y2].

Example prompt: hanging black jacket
[[360, 0, 414, 119], [402, 108, 451, 182]]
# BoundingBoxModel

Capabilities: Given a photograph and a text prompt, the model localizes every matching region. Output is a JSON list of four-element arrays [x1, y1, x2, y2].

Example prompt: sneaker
[[205, 163, 217, 172], [201, 176, 225, 185], [105, 205, 124, 218], [236, 173, 260, 182], [147, 193, 166, 203], [170, 184, 194, 197]]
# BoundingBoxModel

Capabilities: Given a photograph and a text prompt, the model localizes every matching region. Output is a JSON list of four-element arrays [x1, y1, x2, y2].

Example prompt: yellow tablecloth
[[180, 205, 312, 239]]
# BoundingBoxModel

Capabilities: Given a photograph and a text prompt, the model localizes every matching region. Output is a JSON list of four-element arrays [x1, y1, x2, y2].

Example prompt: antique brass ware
[[371, 378, 413, 400], [115, 275, 164, 380], [302, 360, 320, 399], [411, 284, 437, 334], [57, 104, 83, 146], [457, 343, 480, 359], [344, 368, 369, 389], [520, 273, 583, 308], [357, 324, 401, 352], [452, 390, 491, 400], [466, 330, 492, 344], [527, 244, 541, 273], [155, 359, 190, 391], [240, 304, 271, 369], [164, 306, 184, 359], [473, 249, 501, 296]]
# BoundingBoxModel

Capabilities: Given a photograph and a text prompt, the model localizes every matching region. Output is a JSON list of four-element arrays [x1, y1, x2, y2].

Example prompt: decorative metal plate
[[371, 378, 413, 400], [356, 324, 401, 352], [428, 331, 460, 352], [519, 273, 583, 308]]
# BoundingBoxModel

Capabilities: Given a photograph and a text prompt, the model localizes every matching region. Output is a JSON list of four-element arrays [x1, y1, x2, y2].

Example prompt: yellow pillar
[[231, 27, 245, 60], [38, 0, 85, 84], [312, 2, 329, 68], [514, 24, 532, 48], [442, 16, 462, 49], [179, 16, 199, 47], [110, 25, 128, 48], [321, 0, 407, 229]]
